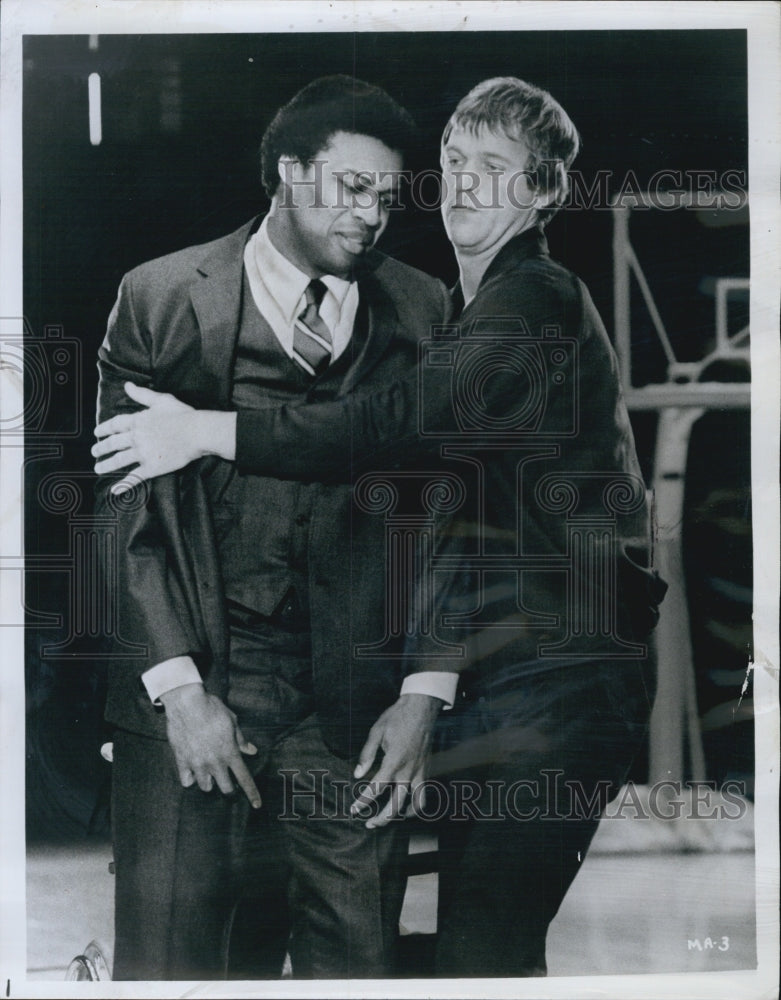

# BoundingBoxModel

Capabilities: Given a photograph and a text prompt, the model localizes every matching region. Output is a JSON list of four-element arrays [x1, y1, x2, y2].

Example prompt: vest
[[205, 271, 360, 622]]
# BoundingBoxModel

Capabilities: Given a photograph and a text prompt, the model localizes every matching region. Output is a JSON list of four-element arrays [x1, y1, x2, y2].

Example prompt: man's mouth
[[337, 231, 373, 254]]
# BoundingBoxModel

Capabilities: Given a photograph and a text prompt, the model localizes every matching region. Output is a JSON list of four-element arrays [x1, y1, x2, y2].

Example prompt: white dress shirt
[[142, 216, 458, 709], [243, 216, 359, 363]]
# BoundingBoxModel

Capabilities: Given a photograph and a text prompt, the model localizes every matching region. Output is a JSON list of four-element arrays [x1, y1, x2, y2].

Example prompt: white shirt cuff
[[400, 671, 458, 709], [142, 657, 203, 704]]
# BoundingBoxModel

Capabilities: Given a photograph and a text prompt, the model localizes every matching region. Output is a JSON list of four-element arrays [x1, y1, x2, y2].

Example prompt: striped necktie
[[293, 279, 333, 376]]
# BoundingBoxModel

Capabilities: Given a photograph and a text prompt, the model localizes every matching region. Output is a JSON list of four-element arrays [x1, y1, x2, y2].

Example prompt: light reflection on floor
[[26, 840, 756, 981]]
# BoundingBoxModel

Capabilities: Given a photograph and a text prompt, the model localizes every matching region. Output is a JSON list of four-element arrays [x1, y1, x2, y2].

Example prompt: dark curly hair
[[260, 75, 418, 198]]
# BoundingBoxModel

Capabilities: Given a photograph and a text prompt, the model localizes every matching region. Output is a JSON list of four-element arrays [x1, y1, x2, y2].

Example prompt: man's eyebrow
[[480, 151, 513, 164], [340, 166, 401, 195], [442, 144, 514, 166]]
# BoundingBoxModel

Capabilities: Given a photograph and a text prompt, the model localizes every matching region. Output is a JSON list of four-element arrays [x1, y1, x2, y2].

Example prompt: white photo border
[[1, 2, 778, 998]]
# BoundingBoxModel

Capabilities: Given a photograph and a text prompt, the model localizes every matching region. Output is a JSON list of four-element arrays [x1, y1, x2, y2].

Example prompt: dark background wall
[[22, 30, 751, 839]]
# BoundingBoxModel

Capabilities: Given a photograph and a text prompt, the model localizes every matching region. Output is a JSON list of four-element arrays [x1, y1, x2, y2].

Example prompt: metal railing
[[611, 190, 750, 784]]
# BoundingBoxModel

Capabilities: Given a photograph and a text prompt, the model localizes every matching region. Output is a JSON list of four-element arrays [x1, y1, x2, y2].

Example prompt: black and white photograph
[[0, 2, 778, 997]]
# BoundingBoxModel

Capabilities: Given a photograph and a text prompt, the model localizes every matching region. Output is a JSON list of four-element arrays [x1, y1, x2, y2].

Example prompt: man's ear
[[533, 188, 556, 212], [532, 161, 566, 212], [277, 155, 302, 190], [277, 155, 313, 208]]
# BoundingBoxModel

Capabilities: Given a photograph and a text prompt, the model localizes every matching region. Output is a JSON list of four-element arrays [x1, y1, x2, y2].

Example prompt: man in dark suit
[[96, 77, 666, 977], [93, 76, 456, 980]]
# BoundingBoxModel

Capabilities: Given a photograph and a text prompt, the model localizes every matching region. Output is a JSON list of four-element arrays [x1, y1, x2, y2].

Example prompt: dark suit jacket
[[96, 217, 451, 757], [226, 225, 667, 678]]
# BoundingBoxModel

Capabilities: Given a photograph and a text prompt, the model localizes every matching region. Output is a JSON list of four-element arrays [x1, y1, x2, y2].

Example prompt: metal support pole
[[649, 407, 708, 784]]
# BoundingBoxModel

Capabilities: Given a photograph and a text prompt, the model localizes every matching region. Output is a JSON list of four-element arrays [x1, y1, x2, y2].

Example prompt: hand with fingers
[[93, 382, 237, 493], [159, 680, 262, 809], [93, 382, 195, 492], [351, 693, 443, 829]]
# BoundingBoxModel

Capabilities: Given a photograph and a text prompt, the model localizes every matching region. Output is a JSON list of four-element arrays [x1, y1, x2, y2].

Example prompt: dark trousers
[[111, 610, 409, 980], [431, 657, 656, 977]]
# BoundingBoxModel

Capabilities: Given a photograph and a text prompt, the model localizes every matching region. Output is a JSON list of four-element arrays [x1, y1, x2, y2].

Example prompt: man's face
[[440, 124, 541, 258], [274, 130, 403, 278]]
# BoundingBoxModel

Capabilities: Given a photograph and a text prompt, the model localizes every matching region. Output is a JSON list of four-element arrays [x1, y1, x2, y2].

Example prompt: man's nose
[[351, 195, 383, 230], [450, 167, 484, 208]]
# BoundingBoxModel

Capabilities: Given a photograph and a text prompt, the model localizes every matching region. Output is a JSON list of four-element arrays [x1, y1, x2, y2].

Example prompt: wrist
[[159, 681, 206, 714], [399, 692, 444, 719], [196, 410, 236, 461]]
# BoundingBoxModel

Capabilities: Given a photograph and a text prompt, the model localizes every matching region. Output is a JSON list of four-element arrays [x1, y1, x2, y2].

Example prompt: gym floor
[[25, 828, 756, 982]]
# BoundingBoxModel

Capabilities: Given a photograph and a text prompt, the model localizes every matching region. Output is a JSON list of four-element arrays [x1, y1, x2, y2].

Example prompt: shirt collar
[[251, 216, 354, 325]]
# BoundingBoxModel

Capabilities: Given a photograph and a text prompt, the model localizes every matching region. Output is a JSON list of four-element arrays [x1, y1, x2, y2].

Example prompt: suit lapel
[[338, 261, 399, 396], [188, 227, 399, 402], [189, 217, 260, 406]]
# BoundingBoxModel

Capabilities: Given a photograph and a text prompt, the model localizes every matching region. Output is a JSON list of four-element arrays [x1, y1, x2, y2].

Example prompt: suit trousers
[[431, 657, 656, 977], [111, 608, 409, 980]]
